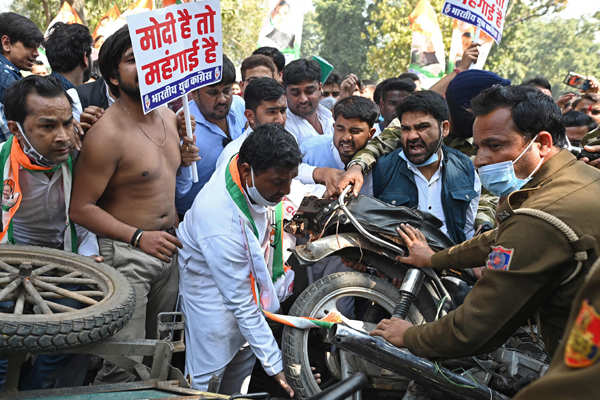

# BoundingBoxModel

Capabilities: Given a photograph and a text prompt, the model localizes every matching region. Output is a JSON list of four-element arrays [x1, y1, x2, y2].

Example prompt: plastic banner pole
[[182, 95, 199, 183]]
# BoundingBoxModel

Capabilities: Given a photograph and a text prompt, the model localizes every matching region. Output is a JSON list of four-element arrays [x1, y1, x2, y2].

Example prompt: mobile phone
[[564, 72, 591, 91]]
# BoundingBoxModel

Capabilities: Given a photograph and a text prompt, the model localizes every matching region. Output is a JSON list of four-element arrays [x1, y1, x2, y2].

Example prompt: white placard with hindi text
[[442, 0, 509, 44], [126, 1, 223, 114]]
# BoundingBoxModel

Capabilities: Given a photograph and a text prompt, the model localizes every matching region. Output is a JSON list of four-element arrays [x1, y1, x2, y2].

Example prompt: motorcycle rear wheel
[[282, 271, 436, 399]]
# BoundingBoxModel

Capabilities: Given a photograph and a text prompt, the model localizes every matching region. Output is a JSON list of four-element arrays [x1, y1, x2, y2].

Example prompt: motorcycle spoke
[[0, 274, 17, 284], [31, 278, 99, 306], [44, 300, 77, 313], [30, 263, 60, 276], [0, 260, 19, 274], [13, 291, 25, 315], [0, 277, 22, 301], [23, 278, 53, 315]]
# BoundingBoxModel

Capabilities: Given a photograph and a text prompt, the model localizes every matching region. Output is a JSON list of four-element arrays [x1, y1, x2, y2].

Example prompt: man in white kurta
[[177, 124, 302, 396]]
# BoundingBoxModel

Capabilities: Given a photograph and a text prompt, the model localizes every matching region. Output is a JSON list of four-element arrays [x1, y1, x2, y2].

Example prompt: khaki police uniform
[[513, 258, 600, 399], [404, 150, 600, 359]]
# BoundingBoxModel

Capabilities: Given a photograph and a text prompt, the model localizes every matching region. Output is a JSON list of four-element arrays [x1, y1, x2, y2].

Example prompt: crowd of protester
[[1, 9, 600, 398]]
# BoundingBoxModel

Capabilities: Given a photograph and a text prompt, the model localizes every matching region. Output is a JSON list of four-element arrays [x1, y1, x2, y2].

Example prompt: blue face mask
[[478, 135, 543, 197], [399, 150, 439, 167]]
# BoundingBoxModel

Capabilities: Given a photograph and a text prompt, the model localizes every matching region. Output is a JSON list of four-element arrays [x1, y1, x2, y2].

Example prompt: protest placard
[[126, 0, 223, 114], [441, 0, 510, 44]]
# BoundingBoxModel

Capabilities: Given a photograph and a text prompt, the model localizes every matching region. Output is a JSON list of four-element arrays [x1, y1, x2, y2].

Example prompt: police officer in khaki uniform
[[513, 258, 600, 400], [370, 85, 600, 360]]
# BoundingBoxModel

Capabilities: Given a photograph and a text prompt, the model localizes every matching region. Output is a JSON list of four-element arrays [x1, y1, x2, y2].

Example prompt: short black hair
[[99, 26, 132, 96], [397, 72, 420, 82], [219, 54, 236, 85], [381, 78, 416, 102], [45, 22, 92, 73], [282, 58, 321, 86], [562, 110, 597, 131], [238, 123, 302, 174], [522, 76, 552, 92], [397, 90, 449, 125], [244, 77, 285, 112], [324, 72, 341, 86], [0, 12, 44, 53], [333, 96, 379, 128], [241, 54, 276, 81], [253, 46, 285, 74], [4, 75, 72, 125], [471, 85, 567, 147], [373, 78, 392, 105]]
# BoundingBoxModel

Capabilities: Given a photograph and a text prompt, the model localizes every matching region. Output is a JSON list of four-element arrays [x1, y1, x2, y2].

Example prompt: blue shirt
[[300, 135, 343, 169], [300, 134, 374, 195], [0, 54, 22, 103], [50, 72, 75, 91], [175, 95, 246, 214]]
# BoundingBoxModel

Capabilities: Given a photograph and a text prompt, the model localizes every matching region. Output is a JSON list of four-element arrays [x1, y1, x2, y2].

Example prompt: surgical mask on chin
[[478, 134, 543, 197], [399, 150, 439, 167], [399, 126, 443, 168], [247, 167, 278, 208], [16, 122, 56, 167]]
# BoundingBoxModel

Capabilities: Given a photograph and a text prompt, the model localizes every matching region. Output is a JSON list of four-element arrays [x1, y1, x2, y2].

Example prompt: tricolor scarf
[[0, 136, 77, 252], [225, 155, 342, 329]]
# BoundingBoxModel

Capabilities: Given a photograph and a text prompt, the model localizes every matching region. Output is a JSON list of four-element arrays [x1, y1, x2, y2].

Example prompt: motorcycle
[[281, 187, 549, 400]]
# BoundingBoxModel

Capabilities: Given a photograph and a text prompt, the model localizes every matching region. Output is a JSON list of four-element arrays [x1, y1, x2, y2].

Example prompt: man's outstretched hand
[[370, 317, 414, 347], [325, 164, 364, 198], [395, 224, 434, 268]]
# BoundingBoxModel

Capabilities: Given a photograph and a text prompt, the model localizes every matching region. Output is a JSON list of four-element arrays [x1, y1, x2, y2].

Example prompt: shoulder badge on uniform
[[565, 299, 600, 368], [486, 246, 514, 271]]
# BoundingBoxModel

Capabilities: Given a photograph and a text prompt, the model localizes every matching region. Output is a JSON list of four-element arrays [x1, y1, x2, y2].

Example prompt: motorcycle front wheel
[[282, 271, 436, 399]]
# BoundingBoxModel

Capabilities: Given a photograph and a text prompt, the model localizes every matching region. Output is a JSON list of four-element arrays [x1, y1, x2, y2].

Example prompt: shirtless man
[[70, 26, 197, 383]]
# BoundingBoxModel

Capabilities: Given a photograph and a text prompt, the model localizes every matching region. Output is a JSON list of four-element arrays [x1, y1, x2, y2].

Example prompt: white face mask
[[246, 167, 278, 208], [16, 122, 56, 167]]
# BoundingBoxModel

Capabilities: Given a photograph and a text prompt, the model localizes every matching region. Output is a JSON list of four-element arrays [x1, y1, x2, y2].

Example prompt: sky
[[558, 0, 599, 19]]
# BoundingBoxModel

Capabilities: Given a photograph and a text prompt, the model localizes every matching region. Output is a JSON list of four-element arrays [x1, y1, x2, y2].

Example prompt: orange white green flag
[[92, 4, 124, 50], [45, 1, 83, 36]]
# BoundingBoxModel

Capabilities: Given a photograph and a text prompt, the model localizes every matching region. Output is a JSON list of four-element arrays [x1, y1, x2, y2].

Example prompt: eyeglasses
[[322, 91, 340, 98]]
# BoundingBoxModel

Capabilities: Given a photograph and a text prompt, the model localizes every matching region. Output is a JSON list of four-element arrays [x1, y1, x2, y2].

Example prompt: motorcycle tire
[[282, 271, 436, 399], [0, 245, 135, 354]]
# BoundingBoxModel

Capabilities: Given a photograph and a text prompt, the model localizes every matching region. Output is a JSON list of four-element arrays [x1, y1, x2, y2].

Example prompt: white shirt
[[177, 161, 283, 385], [11, 167, 98, 254], [403, 151, 480, 239], [285, 104, 334, 146]]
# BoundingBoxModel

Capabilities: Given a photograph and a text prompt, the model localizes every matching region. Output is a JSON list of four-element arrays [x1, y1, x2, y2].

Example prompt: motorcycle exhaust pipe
[[328, 324, 509, 400]]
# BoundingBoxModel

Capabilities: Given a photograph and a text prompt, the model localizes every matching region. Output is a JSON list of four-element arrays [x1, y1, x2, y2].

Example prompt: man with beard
[[69, 26, 198, 383], [175, 54, 246, 216], [45, 22, 93, 90], [372, 91, 480, 243], [283, 58, 334, 145]]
